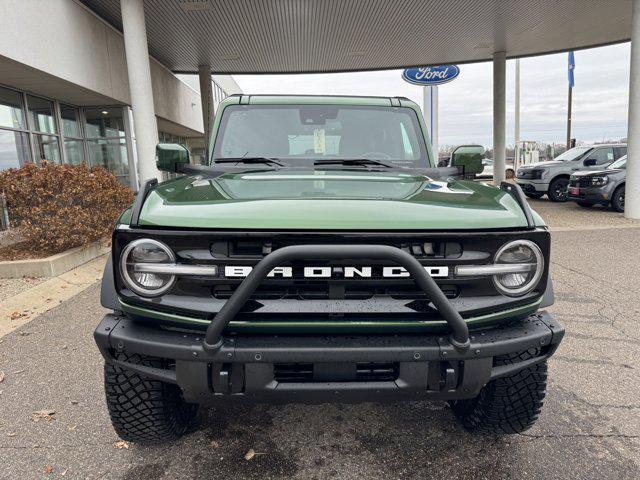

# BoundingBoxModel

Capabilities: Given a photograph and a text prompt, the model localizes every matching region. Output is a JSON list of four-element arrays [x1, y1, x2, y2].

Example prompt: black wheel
[[449, 349, 547, 434], [104, 353, 198, 444], [524, 192, 544, 199], [547, 177, 570, 202], [577, 201, 594, 208], [611, 185, 625, 212]]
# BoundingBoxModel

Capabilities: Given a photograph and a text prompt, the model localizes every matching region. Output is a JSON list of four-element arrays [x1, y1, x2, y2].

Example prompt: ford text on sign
[[402, 66, 460, 86]]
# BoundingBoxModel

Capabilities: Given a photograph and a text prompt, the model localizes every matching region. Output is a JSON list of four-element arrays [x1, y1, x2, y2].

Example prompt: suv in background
[[516, 144, 627, 202], [568, 155, 627, 212]]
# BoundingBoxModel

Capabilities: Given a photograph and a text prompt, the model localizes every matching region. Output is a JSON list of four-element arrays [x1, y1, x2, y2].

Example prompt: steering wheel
[[360, 152, 391, 160]]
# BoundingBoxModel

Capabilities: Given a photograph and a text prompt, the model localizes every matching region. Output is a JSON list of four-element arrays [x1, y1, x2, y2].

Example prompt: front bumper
[[517, 179, 549, 193], [94, 311, 564, 404], [568, 186, 611, 204]]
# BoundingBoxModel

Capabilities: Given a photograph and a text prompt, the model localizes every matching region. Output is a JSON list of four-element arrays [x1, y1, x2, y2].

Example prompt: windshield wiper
[[213, 157, 286, 167], [314, 158, 395, 169]]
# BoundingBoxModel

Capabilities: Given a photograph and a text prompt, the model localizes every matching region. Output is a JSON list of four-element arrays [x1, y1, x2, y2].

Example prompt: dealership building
[[0, 0, 241, 190]]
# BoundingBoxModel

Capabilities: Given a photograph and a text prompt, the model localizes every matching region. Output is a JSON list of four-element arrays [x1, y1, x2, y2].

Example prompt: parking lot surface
[[1, 200, 639, 479]]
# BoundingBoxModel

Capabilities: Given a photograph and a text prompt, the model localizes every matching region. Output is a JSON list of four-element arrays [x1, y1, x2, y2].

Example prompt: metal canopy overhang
[[81, 0, 631, 74]]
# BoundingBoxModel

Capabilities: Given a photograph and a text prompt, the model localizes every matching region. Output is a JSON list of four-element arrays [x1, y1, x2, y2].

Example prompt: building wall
[[0, 0, 203, 136]]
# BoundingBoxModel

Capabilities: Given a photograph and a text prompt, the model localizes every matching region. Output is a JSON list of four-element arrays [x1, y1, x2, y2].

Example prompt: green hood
[[136, 170, 544, 230]]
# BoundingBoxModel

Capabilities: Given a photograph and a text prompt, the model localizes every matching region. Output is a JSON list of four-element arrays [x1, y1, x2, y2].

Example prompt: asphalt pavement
[[1, 200, 639, 479]]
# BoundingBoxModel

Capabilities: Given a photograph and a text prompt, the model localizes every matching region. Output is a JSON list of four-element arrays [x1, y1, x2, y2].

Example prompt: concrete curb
[[0, 241, 110, 278]]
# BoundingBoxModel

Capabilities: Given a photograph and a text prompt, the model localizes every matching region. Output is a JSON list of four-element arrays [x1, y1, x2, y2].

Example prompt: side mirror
[[583, 158, 597, 167], [156, 143, 190, 172], [450, 145, 485, 178]]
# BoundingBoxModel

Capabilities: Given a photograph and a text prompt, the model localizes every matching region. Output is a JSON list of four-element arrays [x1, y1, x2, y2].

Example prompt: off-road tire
[[104, 353, 198, 443], [577, 200, 594, 208], [449, 349, 547, 434], [611, 185, 625, 212], [547, 177, 570, 202], [524, 192, 544, 199]]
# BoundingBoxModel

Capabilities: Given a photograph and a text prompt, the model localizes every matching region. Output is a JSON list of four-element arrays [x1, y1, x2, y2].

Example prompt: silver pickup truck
[[516, 144, 627, 202]]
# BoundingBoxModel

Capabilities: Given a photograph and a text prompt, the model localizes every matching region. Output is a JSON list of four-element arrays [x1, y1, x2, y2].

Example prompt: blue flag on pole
[[568, 51, 575, 88]]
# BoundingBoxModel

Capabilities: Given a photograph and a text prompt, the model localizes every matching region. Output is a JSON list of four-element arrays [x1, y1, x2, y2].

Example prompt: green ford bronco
[[95, 95, 564, 443]]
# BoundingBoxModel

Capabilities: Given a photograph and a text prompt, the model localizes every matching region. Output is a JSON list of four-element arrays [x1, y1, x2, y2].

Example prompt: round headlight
[[120, 238, 176, 297], [493, 240, 544, 296]]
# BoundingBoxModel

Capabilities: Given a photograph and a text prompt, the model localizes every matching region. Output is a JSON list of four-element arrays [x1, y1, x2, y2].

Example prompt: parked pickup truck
[[95, 95, 563, 443], [568, 155, 627, 212], [516, 144, 626, 202]]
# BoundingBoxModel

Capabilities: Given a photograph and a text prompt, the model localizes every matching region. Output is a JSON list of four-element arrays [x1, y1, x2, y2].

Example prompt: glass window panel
[[64, 139, 85, 165], [27, 95, 57, 134], [60, 104, 81, 137], [586, 147, 614, 165], [400, 123, 415, 157], [33, 134, 61, 164], [0, 129, 30, 169], [84, 108, 125, 138], [0, 87, 25, 130], [87, 139, 129, 179], [214, 104, 427, 167]]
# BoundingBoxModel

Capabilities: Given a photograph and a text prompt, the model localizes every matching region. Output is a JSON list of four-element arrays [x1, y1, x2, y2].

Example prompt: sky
[[233, 42, 631, 150]]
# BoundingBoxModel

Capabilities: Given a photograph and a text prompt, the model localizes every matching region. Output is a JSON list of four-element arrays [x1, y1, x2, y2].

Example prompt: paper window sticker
[[314, 128, 326, 154]]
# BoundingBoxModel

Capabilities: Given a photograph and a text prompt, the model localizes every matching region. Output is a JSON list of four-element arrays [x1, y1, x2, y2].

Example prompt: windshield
[[211, 104, 430, 168], [607, 155, 627, 170], [553, 146, 591, 162]]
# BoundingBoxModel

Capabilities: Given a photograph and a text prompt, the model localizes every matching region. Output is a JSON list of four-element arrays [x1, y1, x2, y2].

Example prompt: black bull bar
[[202, 244, 471, 352]]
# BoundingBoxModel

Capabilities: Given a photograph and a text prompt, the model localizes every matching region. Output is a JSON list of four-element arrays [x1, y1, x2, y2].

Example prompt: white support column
[[493, 51, 507, 185], [423, 86, 439, 162], [514, 59, 521, 172], [626, 0, 640, 219], [198, 64, 215, 153], [121, 0, 160, 184]]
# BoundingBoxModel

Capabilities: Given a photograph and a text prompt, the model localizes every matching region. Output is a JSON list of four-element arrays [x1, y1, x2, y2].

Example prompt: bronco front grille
[[114, 228, 551, 322]]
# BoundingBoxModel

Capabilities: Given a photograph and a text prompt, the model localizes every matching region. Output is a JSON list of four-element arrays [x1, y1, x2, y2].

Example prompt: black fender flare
[[540, 275, 555, 308], [100, 254, 120, 310]]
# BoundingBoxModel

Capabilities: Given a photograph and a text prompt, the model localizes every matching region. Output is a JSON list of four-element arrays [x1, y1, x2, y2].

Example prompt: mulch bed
[[0, 241, 60, 261]]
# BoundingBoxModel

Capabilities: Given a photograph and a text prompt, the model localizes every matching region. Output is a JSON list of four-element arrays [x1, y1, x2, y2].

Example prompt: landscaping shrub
[[0, 162, 134, 254]]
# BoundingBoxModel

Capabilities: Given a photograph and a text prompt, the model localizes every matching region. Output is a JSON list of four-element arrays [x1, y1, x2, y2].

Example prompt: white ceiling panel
[[81, 0, 632, 73]]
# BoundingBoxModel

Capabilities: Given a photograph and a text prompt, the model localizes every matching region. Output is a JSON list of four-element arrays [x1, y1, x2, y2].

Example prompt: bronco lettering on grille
[[223, 266, 449, 278]]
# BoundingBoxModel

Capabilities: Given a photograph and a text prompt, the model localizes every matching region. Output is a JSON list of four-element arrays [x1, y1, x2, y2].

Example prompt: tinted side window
[[585, 147, 614, 165], [616, 147, 627, 158]]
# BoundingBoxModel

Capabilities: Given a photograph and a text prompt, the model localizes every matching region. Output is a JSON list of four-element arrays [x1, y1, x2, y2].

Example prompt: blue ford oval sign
[[402, 65, 460, 86]]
